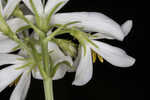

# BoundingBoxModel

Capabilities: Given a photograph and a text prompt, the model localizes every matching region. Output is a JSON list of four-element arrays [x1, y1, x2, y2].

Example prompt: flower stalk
[[43, 78, 54, 100]]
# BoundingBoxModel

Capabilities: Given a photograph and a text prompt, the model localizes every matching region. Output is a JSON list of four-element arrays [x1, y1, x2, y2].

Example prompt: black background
[[0, 0, 145, 100]]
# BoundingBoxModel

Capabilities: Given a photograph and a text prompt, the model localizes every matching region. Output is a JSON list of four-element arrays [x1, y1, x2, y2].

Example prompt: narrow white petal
[[51, 12, 124, 40], [72, 45, 93, 86], [48, 41, 73, 80], [90, 40, 136, 67], [4, 0, 21, 18], [22, 0, 43, 16], [45, 0, 69, 16], [0, 39, 18, 53], [10, 71, 31, 100], [0, 54, 23, 66], [0, 0, 4, 16], [7, 15, 34, 33], [121, 20, 133, 37], [0, 64, 24, 92], [90, 32, 114, 40]]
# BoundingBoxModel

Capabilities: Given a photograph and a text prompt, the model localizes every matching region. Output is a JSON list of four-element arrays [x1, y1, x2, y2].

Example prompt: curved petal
[[10, 71, 31, 100], [89, 32, 114, 40], [51, 12, 124, 40], [121, 20, 133, 37], [72, 45, 93, 86], [4, 0, 21, 18], [91, 20, 133, 40], [90, 40, 136, 67], [0, 33, 8, 40], [45, 0, 69, 16], [0, 54, 23, 66], [0, 39, 18, 53], [0, 0, 4, 16], [7, 15, 34, 33], [0, 64, 24, 92], [32, 67, 42, 80], [22, 0, 43, 16], [48, 41, 73, 80]]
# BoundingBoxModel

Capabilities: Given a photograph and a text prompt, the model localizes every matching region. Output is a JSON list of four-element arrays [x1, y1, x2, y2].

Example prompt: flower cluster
[[0, 0, 135, 100]]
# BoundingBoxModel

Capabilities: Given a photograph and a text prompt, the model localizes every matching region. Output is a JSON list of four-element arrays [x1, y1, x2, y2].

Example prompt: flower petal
[[45, 0, 69, 16], [90, 40, 136, 67], [7, 15, 34, 33], [22, 0, 43, 16], [10, 71, 31, 100], [89, 32, 114, 40], [0, 0, 4, 16], [51, 12, 124, 40], [0, 54, 23, 66], [0, 33, 8, 40], [0, 39, 18, 53], [0, 64, 24, 92], [4, 0, 21, 18], [121, 20, 133, 37], [72, 45, 93, 86], [32, 67, 42, 80], [48, 41, 73, 80]]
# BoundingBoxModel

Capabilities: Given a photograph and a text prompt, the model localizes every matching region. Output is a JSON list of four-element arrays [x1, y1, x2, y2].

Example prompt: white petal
[[4, 0, 21, 18], [0, 64, 24, 92], [10, 71, 31, 100], [51, 12, 124, 40], [90, 32, 114, 40], [0, 38, 18, 53], [32, 67, 43, 80], [45, 0, 69, 16], [0, 54, 23, 66], [52, 65, 67, 80], [90, 40, 136, 67], [7, 15, 34, 33], [72, 45, 93, 86], [0, 33, 8, 40], [121, 20, 133, 37], [48, 41, 73, 80], [0, 0, 4, 16], [22, 0, 43, 16]]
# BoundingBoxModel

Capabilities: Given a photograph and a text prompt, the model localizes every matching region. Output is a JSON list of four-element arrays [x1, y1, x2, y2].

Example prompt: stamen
[[92, 50, 97, 63], [98, 55, 104, 63]]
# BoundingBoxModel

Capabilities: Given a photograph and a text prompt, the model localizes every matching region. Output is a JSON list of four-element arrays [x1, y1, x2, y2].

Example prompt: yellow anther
[[98, 55, 104, 63], [92, 50, 97, 63], [9, 75, 22, 87]]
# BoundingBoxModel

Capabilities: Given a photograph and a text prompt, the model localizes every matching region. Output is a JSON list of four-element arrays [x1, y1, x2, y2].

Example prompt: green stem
[[43, 78, 54, 100], [41, 39, 50, 75]]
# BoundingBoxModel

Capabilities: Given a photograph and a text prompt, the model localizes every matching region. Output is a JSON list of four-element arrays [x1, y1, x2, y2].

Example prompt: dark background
[[0, 0, 144, 100]]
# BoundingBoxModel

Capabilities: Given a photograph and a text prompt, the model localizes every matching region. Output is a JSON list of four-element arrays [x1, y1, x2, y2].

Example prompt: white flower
[[0, 0, 21, 18], [0, 0, 32, 53], [0, 54, 31, 100], [32, 41, 73, 80], [48, 12, 135, 86], [22, 0, 69, 17], [0, 15, 34, 53], [0, 41, 73, 100], [51, 12, 133, 41]]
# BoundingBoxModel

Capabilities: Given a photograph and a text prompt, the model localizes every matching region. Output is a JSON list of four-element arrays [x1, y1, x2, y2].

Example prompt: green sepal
[[47, 2, 64, 24], [15, 62, 32, 70]]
